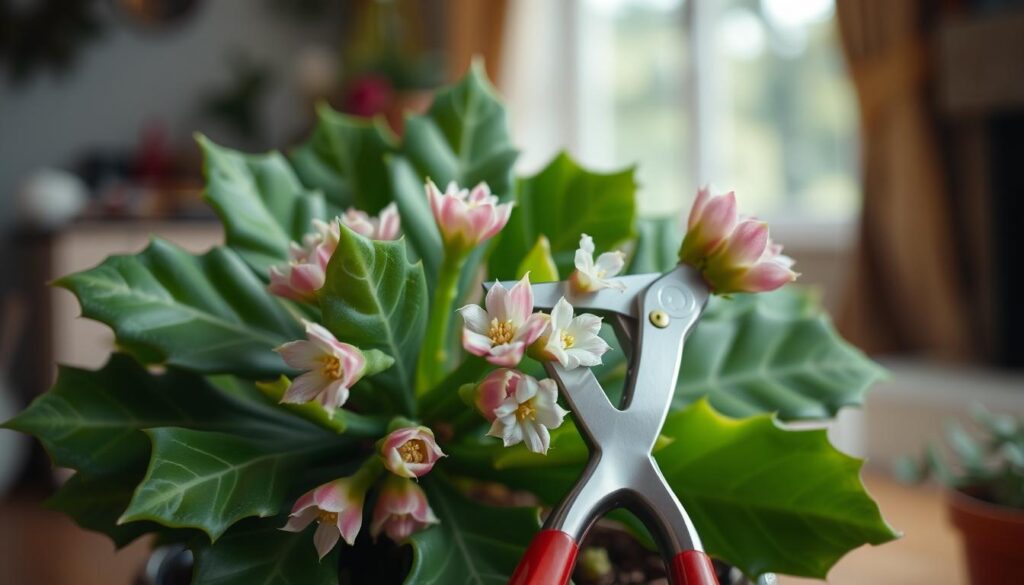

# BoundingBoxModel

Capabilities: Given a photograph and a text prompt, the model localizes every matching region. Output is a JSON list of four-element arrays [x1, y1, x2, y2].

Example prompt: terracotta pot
[[947, 488, 1024, 584]]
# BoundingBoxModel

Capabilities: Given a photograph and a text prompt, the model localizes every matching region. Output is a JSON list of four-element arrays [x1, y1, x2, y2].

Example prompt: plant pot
[[947, 488, 1024, 584], [140, 543, 772, 585]]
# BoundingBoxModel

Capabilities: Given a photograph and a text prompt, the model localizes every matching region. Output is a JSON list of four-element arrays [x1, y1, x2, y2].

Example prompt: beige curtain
[[836, 0, 973, 360], [444, 0, 510, 82]]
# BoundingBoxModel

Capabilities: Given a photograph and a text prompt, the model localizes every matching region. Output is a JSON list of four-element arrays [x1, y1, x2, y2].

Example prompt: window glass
[[579, 0, 859, 220]]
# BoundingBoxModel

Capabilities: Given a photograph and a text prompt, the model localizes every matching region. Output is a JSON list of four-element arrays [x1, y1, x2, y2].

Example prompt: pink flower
[[282, 475, 369, 558], [487, 372, 568, 454], [569, 234, 627, 293], [379, 426, 445, 479], [340, 202, 401, 241], [426, 180, 513, 252], [701, 220, 798, 294], [678, 187, 738, 267], [457, 274, 547, 367], [275, 320, 369, 413], [474, 368, 525, 422], [268, 219, 340, 302], [370, 475, 439, 542]]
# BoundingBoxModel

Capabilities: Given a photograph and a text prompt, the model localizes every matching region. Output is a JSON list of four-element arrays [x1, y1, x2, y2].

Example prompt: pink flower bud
[[340, 202, 401, 241], [474, 368, 526, 421], [678, 187, 738, 266], [268, 219, 340, 302], [281, 474, 370, 558], [379, 426, 445, 478], [678, 189, 798, 294], [426, 180, 513, 252], [370, 475, 439, 542], [700, 220, 799, 294]]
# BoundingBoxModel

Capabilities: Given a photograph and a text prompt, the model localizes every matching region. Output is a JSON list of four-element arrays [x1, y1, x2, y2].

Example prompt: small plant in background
[[3, 64, 897, 584], [898, 405, 1024, 509], [897, 406, 1024, 585]]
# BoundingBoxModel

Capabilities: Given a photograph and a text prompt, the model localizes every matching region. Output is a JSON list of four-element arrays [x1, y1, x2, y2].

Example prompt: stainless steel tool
[[494, 264, 720, 585]]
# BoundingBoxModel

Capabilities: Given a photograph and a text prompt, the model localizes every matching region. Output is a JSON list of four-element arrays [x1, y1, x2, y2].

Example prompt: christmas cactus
[[4, 64, 897, 583]]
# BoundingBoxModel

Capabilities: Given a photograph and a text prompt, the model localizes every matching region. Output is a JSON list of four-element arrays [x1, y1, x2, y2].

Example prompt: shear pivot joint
[[649, 310, 670, 328]]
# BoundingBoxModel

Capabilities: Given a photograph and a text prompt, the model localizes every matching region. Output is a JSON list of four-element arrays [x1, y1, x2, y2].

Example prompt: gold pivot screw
[[649, 310, 670, 328]]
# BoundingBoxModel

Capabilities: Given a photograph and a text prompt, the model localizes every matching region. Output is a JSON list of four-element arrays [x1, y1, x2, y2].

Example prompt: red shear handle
[[670, 550, 720, 585], [509, 529, 578, 585]]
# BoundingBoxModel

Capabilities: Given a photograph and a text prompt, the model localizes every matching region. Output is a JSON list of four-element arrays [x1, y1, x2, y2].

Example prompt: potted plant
[[4, 64, 898, 584], [899, 406, 1024, 584]]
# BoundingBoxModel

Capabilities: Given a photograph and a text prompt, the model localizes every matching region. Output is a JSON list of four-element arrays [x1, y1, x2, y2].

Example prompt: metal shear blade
[[499, 264, 720, 585]]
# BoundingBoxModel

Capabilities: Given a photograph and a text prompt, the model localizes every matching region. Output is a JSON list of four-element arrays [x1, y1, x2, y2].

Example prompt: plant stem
[[343, 412, 391, 439], [417, 251, 466, 393]]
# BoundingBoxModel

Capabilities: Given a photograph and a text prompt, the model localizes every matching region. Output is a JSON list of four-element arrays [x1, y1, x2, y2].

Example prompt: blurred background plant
[[898, 406, 1024, 509]]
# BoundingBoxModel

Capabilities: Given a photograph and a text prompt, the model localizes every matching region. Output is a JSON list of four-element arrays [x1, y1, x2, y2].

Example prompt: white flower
[[570, 234, 626, 293], [487, 372, 568, 454], [457, 274, 547, 367], [532, 297, 610, 370]]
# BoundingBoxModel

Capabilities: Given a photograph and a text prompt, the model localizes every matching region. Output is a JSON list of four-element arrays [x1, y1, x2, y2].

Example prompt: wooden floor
[[0, 473, 965, 585], [778, 473, 965, 585]]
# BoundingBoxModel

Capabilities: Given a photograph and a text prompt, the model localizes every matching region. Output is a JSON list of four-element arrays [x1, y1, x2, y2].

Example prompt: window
[[503, 0, 860, 223]]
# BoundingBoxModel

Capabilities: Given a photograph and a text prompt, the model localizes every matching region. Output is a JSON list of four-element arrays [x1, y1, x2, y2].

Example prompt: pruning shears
[[492, 264, 719, 585]]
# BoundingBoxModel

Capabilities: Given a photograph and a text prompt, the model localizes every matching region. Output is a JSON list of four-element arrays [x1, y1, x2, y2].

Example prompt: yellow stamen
[[399, 439, 427, 463], [318, 510, 338, 524], [560, 331, 575, 348], [488, 318, 516, 345], [320, 355, 342, 379], [515, 400, 537, 422]]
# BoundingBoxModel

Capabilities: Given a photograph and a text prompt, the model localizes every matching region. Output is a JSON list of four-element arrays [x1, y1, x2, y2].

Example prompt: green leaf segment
[[319, 225, 427, 415], [657, 401, 899, 578], [2, 64, 898, 583], [405, 479, 541, 584], [55, 240, 301, 378]]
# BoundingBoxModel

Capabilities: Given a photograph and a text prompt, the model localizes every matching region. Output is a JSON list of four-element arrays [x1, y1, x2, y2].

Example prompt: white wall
[[0, 1, 339, 230]]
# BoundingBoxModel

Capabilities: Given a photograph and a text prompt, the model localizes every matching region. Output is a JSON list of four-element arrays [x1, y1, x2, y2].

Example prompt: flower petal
[[484, 280, 509, 321], [486, 342, 526, 367], [458, 304, 491, 334], [574, 234, 596, 273], [281, 371, 327, 404], [594, 251, 625, 278], [550, 297, 574, 330], [275, 340, 322, 370], [721, 220, 769, 265], [316, 378, 350, 412], [462, 328, 495, 356], [739, 261, 798, 293], [506, 274, 535, 324], [688, 186, 710, 228], [514, 313, 548, 346], [313, 522, 341, 559], [281, 506, 318, 533], [697, 191, 738, 245], [522, 422, 551, 454]]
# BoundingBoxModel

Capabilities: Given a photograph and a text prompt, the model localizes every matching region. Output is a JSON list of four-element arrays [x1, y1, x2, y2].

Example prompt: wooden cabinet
[[9, 221, 223, 401]]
